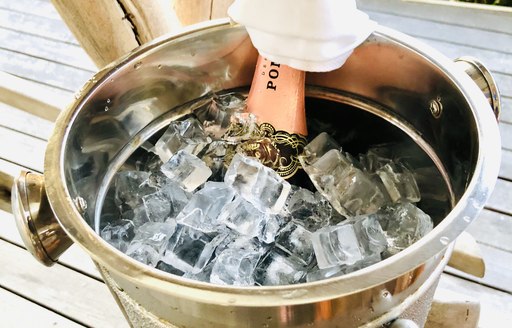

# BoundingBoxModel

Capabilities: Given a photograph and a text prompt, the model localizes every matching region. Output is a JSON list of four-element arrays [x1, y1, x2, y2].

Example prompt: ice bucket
[[12, 20, 501, 327]]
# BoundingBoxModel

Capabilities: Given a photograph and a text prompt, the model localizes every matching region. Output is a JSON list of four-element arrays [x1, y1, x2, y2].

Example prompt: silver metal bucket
[[12, 20, 501, 327]]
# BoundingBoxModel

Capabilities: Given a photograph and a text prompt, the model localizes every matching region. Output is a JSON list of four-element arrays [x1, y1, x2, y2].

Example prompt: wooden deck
[[0, 0, 511, 327]]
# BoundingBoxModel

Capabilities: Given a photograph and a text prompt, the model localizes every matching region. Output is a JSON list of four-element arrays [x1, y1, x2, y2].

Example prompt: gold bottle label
[[236, 123, 307, 179]]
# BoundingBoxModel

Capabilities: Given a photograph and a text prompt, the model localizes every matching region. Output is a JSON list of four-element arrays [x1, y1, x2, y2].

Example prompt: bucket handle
[[454, 56, 501, 121], [11, 171, 73, 266]]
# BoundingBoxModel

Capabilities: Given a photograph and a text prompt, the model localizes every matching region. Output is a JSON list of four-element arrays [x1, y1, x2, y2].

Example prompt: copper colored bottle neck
[[246, 56, 308, 136]]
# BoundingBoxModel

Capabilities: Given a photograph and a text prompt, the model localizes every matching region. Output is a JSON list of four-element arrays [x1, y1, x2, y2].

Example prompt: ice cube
[[126, 243, 160, 267], [162, 225, 226, 274], [100, 219, 135, 252], [176, 182, 235, 233], [214, 234, 266, 257], [300, 132, 341, 166], [141, 191, 172, 222], [125, 221, 177, 266], [254, 248, 308, 286], [286, 187, 333, 231], [154, 117, 211, 162], [306, 253, 381, 282], [224, 154, 291, 214], [222, 113, 260, 143], [200, 140, 236, 182], [217, 197, 266, 238], [376, 162, 421, 204], [121, 206, 150, 228], [359, 145, 393, 172], [183, 261, 215, 283], [160, 150, 212, 192], [275, 221, 315, 266], [352, 215, 388, 256], [156, 260, 185, 276], [135, 152, 163, 173], [114, 171, 156, 208], [194, 92, 247, 138], [378, 203, 433, 256], [210, 248, 260, 286], [259, 214, 289, 244], [300, 148, 387, 217], [311, 224, 363, 269]]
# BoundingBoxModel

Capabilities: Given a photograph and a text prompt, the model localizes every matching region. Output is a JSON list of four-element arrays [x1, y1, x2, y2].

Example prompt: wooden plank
[[0, 161, 14, 212], [0, 48, 92, 93], [467, 209, 512, 253], [499, 149, 512, 181], [0, 158, 26, 212], [0, 239, 128, 327], [211, 0, 235, 19], [0, 0, 62, 20], [0, 287, 85, 327], [50, 0, 138, 69], [172, 0, 213, 26], [366, 10, 512, 55], [500, 97, 512, 125], [357, 0, 512, 34], [0, 208, 102, 280], [0, 26, 96, 71], [499, 122, 512, 151], [0, 126, 46, 172], [0, 103, 54, 141], [413, 37, 512, 77], [438, 273, 512, 327], [486, 179, 512, 216], [0, 71, 64, 122], [0, 8, 78, 44], [446, 242, 512, 293]]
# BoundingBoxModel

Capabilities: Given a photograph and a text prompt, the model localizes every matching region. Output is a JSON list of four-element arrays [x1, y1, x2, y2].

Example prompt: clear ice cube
[[217, 196, 266, 238], [183, 261, 215, 282], [377, 202, 433, 256], [125, 221, 176, 266], [141, 191, 172, 222], [126, 243, 161, 267], [222, 113, 260, 143], [259, 214, 289, 244], [254, 248, 308, 286], [200, 140, 236, 182], [160, 150, 212, 192], [311, 223, 363, 269], [275, 221, 315, 266], [286, 187, 333, 231], [306, 253, 381, 282], [156, 260, 185, 276], [300, 148, 387, 217], [376, 162, 421, 204], [300, 132, 341, 166], [176, 182, 235, 233], [194, 92, 247, 138], [210, 248, 260, 286], [100, 219, 135, 252], [135, 152, 163, 173], [352, 215, 388, 256], [114, 171, 156, 208], [154, 117, 211, 163], [121, 206, 150, 228], [224, 154, 291, 214], [162, 225, 226, 274]]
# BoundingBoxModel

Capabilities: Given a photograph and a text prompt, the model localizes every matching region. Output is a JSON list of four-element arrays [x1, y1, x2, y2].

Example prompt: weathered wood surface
[[0, 0, 511, 327], [51, 0, 179, 68]]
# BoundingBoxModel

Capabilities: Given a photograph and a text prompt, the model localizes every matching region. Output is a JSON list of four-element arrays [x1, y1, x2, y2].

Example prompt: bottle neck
[[246, 56, 308, 136]]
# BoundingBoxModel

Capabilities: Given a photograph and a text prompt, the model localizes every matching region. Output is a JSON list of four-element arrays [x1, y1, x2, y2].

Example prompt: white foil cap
[[228, 0, 377, 72]]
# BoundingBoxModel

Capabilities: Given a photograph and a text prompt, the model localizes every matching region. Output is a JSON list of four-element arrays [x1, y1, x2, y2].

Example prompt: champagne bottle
[[238, 55, 308, 180]]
